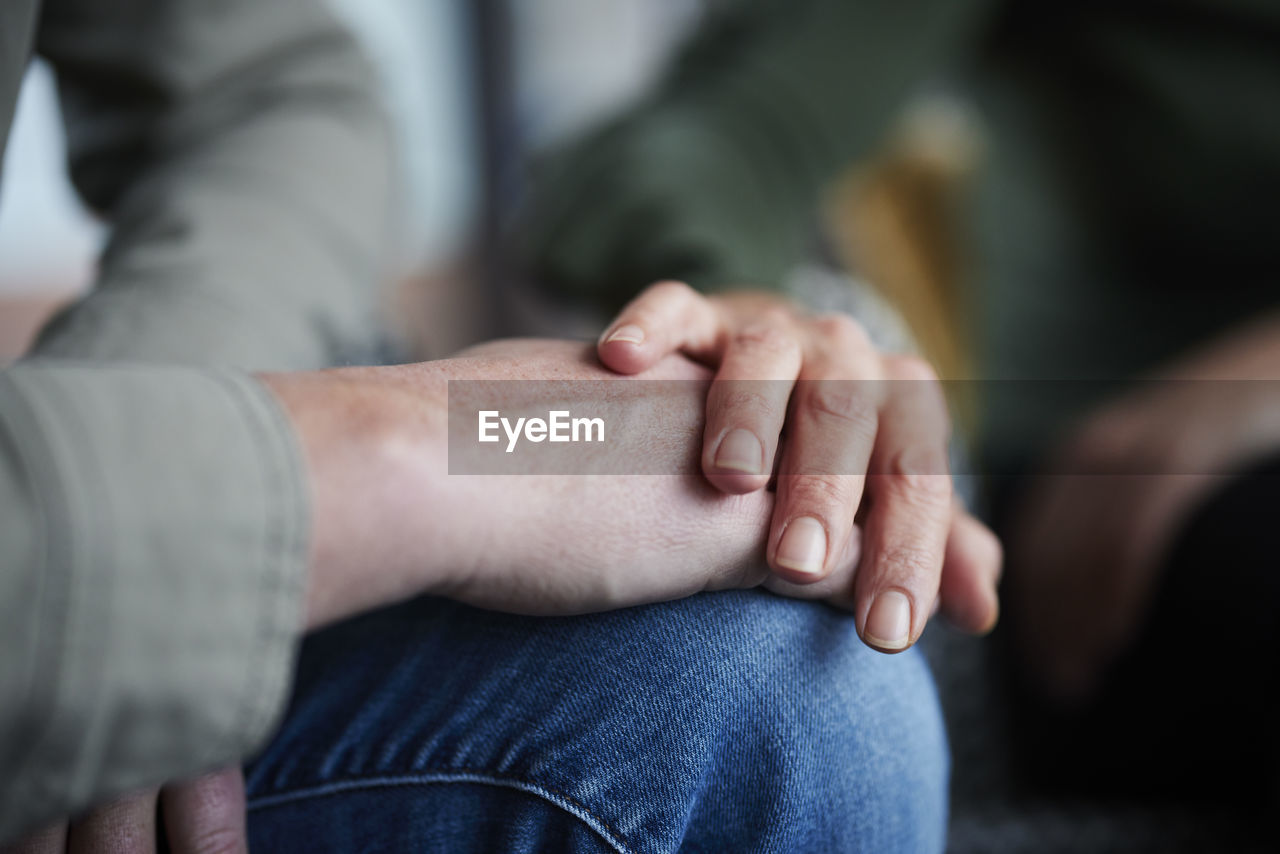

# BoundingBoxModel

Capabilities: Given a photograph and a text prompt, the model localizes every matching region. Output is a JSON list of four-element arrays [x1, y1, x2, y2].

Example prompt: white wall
[[0, 63, 102, 297], [0, 0, 481, 297]]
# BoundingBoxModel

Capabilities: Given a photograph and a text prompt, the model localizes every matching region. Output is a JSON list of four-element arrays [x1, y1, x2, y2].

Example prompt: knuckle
[[887, 354, 939, 384], [893, 470, 954, 508], [733, 320, 798, 356], [881, 446, 952, 482], [885, 356, 949, 422], [802, 380, 878, 429], [785, 474, 857, 511], [879, 471, 953, 514], [716, 387, 778, 420], [872, 450, 952, 512], [892, 392, 952, 441], [812, 313, 870, 349], [875, 544, 941, 587]]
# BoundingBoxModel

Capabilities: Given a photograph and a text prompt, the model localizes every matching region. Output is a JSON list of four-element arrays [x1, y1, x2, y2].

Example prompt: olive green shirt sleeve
[[521, 0, 994, 310], [0, 0, 391, 840]]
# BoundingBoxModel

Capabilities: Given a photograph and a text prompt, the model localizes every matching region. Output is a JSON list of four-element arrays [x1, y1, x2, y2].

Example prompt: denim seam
[[247, 771, 639, 854]]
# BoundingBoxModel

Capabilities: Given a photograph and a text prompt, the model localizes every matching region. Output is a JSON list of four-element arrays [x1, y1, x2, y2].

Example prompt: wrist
[[259, 365, 456, 629]]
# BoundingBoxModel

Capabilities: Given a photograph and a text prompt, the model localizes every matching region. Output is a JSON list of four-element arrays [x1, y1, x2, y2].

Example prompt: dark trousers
[[995, 456, 1280, 806]]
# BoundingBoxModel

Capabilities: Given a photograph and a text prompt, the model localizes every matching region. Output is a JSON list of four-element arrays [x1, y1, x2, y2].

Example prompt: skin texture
[[1008, 314, 1280, 704], [267, 339, 782, 624], [598, 282, 1002, 651]]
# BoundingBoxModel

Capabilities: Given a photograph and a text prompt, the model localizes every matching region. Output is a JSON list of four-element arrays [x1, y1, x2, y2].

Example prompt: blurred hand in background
[[1009, 315, 1280, 703]]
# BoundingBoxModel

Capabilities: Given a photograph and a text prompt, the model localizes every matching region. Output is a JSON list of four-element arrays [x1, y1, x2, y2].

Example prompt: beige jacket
[[0, 0, 391, 840]]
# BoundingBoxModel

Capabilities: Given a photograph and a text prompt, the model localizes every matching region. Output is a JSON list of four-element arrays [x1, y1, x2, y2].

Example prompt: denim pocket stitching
[[247, 769, 640, 854]]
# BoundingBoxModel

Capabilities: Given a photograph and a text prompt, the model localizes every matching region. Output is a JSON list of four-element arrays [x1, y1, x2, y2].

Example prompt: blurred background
[[0, 0, 968, 368], [0, 0, 712, 361]]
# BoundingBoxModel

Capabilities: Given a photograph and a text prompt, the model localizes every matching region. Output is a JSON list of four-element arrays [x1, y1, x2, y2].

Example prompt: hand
[[2, 767, 246, 854], [1008, 316, 1280, 702], [597, 282, 1001, 651], [264, 338, 887, 626]]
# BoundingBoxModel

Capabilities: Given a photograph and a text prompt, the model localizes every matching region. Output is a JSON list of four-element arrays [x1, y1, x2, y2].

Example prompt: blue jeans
[[244, 590, 948, 853]]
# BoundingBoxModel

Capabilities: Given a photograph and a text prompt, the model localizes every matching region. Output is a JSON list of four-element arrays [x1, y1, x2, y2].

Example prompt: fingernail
[[714, 428, 764, 474], [603, 324, 645, 345], [775, 516, 827, 576], [865, 590, 912, 650]]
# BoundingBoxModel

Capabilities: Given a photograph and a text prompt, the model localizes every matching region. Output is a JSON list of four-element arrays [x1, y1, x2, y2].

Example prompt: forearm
[[258, 365, 459, 630], [31, 0, 393, 370]]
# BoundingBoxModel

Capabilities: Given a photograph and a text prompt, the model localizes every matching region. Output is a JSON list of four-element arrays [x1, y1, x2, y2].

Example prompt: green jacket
[[523, 0, 995, 307], [0, 0, 391, 839]]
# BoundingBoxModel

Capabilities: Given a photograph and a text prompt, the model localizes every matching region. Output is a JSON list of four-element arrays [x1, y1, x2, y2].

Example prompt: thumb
[[598, 281, 721, 374]]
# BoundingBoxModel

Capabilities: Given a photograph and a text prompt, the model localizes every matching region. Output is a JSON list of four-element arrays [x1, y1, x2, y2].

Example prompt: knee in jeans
[[614, 591, 949, 851]]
